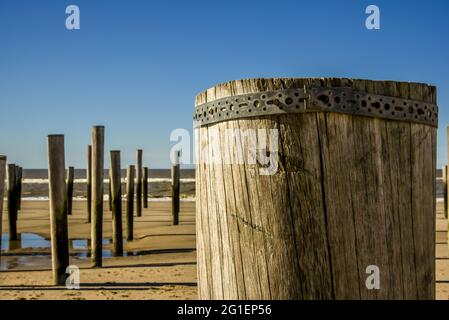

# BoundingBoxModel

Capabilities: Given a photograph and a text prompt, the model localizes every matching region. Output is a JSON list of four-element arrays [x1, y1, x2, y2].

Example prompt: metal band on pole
[[193, 87, 438, 128]]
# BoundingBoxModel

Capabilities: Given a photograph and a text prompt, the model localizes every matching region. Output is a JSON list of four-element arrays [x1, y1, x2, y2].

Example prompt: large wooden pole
[[110, 151, 123, 256], [7, 164, 18, 240], [195, 78, 437, 300], [143, 167, 148, 209], [47, 135, 69, 285], [66, 166, 75, 216], [0, 156, 7, 264], [136, 149, 143, 217], [171, 151, 180, 226], [126, 165, 135, 241], [87, 145, 92, 223], [444, 165, 448, 219], [91, 126, 105, 267]]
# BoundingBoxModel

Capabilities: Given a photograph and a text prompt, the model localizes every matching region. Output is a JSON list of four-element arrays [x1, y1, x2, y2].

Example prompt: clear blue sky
[[0, 0, 448, 169]]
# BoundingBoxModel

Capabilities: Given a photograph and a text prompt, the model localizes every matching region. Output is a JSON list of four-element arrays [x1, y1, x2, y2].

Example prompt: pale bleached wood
[[204, 129, 224, 299], [410, 82, 435, 300], [196, 127, 213, 298]]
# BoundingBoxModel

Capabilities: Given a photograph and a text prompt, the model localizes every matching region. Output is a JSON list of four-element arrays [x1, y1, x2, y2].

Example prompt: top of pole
[[0, 155, 6, 161], [194, 78, 438, 128], [171, 150, 180, 166]]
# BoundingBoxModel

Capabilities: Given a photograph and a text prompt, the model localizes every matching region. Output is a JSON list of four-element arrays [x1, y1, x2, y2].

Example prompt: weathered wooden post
[[86, 145, 92, 223], [194, 78, 437, 300], [16, 166, 22, 211], [126, 165, 135, 241], [171, 151, 180, 226], [91, 126, 105, 267], [0, 156, 7, 264], [87, 145, 92, 223], [108, 171, 112, 212], [444, 165, 448, 219], [66, 166, 74, 216], [7, 164, 18, 240], [47, 135, 69, 285], [110, 151, 123, 256], [143, 167, 148, 209], [136, 149, 143, 217]]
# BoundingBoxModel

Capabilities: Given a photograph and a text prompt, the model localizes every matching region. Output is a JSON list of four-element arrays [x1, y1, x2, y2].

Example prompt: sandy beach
[[1, 199, 449, 299], [0, 200, 198, 300]]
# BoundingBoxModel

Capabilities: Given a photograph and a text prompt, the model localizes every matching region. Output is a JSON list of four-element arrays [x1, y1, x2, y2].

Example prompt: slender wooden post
[[66, 166, 74, 215], [110, 151, 123, 256], [447, 125, 449, 222], [0, 156, 7, 264], [126, 165, 135, 241], [136, 149, 143, 217], [91, 126, 105, 267], [444, 165, 448, 219], [16, 166, 22, 211], [143, 167, 148, 209], [108, 171, 112, 212], [171, 151, 180, 226], [87, 145, 92, 223], [7, 164, 18, 240], [47, 135, 69, 285]]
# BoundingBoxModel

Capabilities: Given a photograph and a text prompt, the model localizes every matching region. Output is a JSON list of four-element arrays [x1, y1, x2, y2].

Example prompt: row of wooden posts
[[0, 126, 181, 286]]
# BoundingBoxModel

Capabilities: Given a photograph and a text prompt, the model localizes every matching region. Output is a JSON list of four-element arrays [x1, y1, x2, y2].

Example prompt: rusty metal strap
[[193, 87, 438, 128]]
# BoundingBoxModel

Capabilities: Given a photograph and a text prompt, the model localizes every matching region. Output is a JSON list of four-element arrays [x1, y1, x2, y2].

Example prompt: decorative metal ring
[[193, 87, 438, 128]]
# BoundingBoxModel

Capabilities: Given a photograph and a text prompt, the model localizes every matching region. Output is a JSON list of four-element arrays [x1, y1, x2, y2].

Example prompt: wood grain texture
[[195, 78, 436, 300]]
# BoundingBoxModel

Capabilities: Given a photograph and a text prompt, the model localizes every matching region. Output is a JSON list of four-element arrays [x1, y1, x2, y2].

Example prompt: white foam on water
[[21, 178, 195, 184], [21, 196, 196, 202]]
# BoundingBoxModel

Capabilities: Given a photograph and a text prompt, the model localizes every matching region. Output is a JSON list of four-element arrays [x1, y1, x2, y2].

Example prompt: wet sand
[[0, 200, 197, 300], [2, 200, 449, 300], [436, 201, 449, 300]]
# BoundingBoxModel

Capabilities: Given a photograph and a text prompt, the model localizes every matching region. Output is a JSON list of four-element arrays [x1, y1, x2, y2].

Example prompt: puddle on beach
[[0, 233, 135, 271]]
